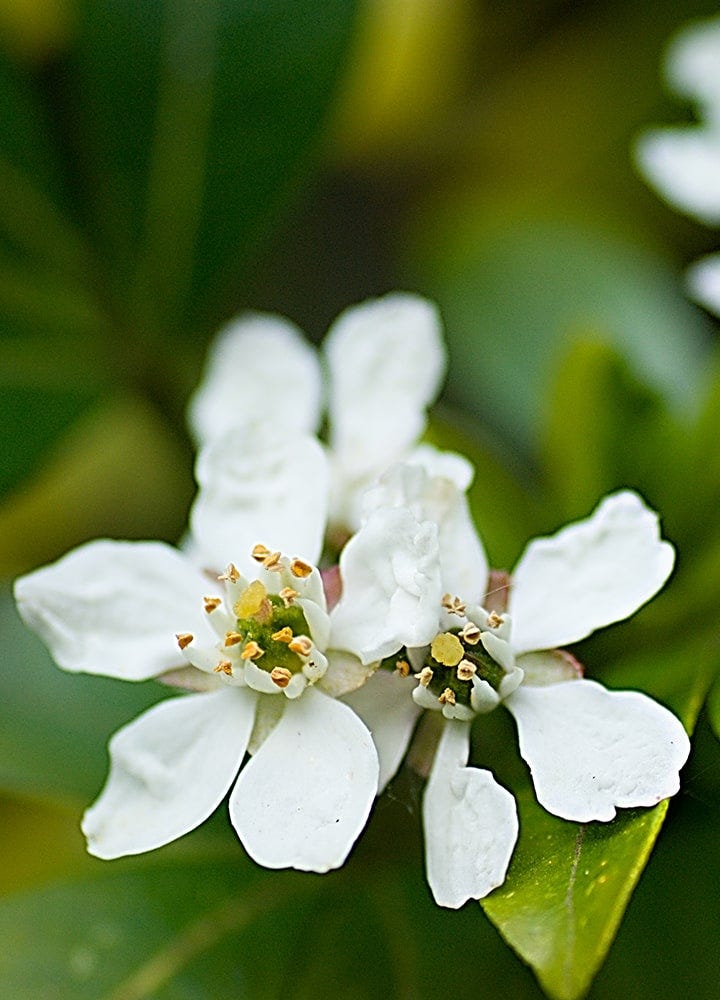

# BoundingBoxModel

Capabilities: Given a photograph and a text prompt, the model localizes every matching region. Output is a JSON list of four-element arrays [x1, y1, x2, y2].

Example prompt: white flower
[[333, 465, 691, 907], [636, 15, 720, 315], [14, 430, 379, 873], [187, 292, 446, 530]]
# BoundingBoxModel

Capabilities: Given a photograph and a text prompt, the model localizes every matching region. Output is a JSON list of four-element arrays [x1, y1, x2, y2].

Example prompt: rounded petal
[[343, 670, 420, 792], [406, 443, 476, 491], [506, 679, 691, 822], [325, 293, 446, 481], [665, 15, 720, 114], [188, 312, 322, 446], [635, 128, 720, 224], [330, 507, 442, 664], [229, 688, 378, 872], [423, 721, 518, 908], [509, 491, 675, 655], [688, 253, 720, 317], [190, 430, 329, 575], [14, 540, 209, 681], [361, 462, 488, 606], [82, 688, 257, 858]]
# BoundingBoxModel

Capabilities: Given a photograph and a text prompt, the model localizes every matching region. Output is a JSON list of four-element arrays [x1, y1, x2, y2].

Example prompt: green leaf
[[60, 0, 358, 336], [706, 676, 720, 743], [480, 639, 717, 1000], [0, 587, 163, 803], [406, 209, 713, 453]]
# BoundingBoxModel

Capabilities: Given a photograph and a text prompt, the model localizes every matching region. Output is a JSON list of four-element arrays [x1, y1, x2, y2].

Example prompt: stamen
[[279, 587, 299, 606], [214, 660, 234, 676], [224, 631, 244, 647], [438, 687, 456, 706], [218, 563, 240, 583], [396, 659, 411, 677], [457, 659, 477, 681], [272, 626, 294, 644], [416, 666, 434, 687], [487, 611, 503, 629], [441, 593, 466, 616], [240, 640, 264, 660], [176, 632, 194, 650], [289, 635, 312, 657], [431, 632, 464, 667], [251, 544, 281, 570], [270, 667, 292, 689], [203, 596, 222, 614], [290, 559, 312, 579], [460, 622, 482, 645]]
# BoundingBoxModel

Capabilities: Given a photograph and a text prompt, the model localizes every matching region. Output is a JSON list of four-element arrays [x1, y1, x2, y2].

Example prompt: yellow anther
[[431, 632, 464, 667], [396, 659, 411, 677], [251, 543, 271, 562], [224, 631, 244, 647], [438, 687, 456, 706], [272, 626, 294, 644], [233, 580, 268, 619], [460, 622, 482, 645], [176, 632, 194, 650], [218, 563, 240, 583], [270, 667, 292, 688], [290, 559, 312, 578], [203, 596, 222, 614], [214, 660, 234, 676], [487, 611, 503, 629], [457, 659, 477, 681], [279, 587, 299, 606], [416, 666, 433, 687], [441, 593, 466, 616], [240, 640, 264, 661], [289, 635, 312, 657]]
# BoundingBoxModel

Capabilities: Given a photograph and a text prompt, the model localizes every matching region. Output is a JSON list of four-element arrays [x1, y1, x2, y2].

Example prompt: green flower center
[[233, 581, 311, 676]]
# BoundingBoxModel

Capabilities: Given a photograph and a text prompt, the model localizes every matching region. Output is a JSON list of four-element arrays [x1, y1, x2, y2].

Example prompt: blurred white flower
[[334, 465, 691, 908], [187, 292, 446, 531], [14, 430, 379, 874], [636, 15, 720, 316]]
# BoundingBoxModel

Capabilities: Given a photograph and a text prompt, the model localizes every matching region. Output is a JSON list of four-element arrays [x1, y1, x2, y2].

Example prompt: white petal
[[687, 253, 720, 317], [362, 462, 488, 606], [636, 128, 720, 224], [188, 312, 322, 446], [506, 679, 691, 822], [14, 540, 209, 681], [325, 293, 446, 481], [229, 688, 378, 872], [406, 443, 476, 491], [330, 507, 442, 664], [423, 722, 518, 908], [343, 670, 420, 792], [665, 15, 720, 116], [82, 688, 257, 858], [320, 649, 374, 698], [190, 429, 328, 575], [509, 491, 675, 655]]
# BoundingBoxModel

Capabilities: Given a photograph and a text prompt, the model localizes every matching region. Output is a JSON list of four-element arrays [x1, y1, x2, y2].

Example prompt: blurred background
[[1, 1, 719, 997]]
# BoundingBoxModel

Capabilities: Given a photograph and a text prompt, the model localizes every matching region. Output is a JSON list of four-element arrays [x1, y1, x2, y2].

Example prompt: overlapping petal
[[506, 679, 690, 822], [82, 688, 257, 858], [229, 688, 378, 872], [187, 313, 322, 445], [324, 294, 445, 481], [423, 721, 518, 908], [343, 670, 420, 792], [14, 540, 209, 681], [331, 506, 442, 664], [509, 491, 675, 656], [190, 429, 328, 574]]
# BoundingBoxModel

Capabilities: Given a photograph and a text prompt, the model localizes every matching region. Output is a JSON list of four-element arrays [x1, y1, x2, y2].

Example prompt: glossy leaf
[[480, 639, 717, 1000]]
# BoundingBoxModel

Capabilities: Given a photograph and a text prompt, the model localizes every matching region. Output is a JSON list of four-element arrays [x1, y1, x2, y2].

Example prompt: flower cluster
[[15, 293, 691, 908], [636, 14, 720, 316]]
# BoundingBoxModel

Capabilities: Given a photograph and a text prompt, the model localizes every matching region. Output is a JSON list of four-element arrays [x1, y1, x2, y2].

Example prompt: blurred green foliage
[[2, 0, 720, 997]]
